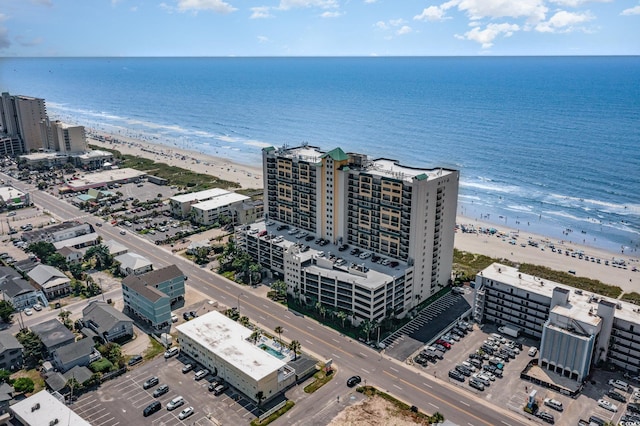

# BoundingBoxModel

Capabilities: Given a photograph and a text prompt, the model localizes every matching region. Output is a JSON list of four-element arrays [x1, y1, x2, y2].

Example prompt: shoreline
[[455, 215, 639, 293], [83, 128, 639, 292]]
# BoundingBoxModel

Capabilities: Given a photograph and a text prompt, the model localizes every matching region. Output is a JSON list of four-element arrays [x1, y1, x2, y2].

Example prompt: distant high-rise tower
[[0, 92, 48, 154]]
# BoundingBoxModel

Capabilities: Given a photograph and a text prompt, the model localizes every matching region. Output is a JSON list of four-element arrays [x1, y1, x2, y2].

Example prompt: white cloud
[[458, 22, 520, 48], [535, 10, 593, 32], [414, 6, 448, 21], [130, 6, 138, 11], [250, 6, 273, 18], [389, 18, 405, 26], [30, 0, 52, 6], [375, 20, 388, 30], [397, 25, 413, 35], [175, 0, 237, 13], [621, 5, 640, 15], [364, 0, 377, 3], [278, 0, 338, 10], [456, 0, 547, 23], [257, 35, 269, 43], [550, 0, 611, 7], [321, 11, 342, 18]]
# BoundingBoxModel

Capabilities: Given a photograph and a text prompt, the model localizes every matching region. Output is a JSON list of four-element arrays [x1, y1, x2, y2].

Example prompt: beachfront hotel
[[474, 263, 640, 381], [0, 92, 48, 155], [235, 145, 459, 325]]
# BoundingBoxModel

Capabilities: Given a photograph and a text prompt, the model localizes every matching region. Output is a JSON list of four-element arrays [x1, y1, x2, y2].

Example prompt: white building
[[10, 390, 92, 426], [177, 311, 296, 403], [474, 263, 640, 380], [190, 192, 250, 226], [170, 188, 237, 218], [0, 185, 30, 209]]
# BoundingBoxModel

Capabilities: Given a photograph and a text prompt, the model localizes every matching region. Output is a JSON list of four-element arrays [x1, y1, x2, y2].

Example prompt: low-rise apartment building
[[474, 263, 640, 381]]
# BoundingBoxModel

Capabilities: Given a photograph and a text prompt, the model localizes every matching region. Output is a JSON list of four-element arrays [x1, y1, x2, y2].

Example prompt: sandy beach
[[455, 216, 640, 294], [86, 129, 263, 190], [84, 129, 639, 295]]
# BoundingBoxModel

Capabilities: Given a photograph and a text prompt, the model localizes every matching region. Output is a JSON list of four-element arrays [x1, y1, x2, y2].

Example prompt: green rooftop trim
[[414, 173, 428, 181], [321, 147, 349, 162], [263, 146, 276, 152]]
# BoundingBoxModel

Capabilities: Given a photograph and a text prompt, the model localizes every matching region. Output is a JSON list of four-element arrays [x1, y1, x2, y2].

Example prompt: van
[[164, 347, 179, 358], [166, 396, 184, 411], [491, 333, 506, 343], [608, 379, 629, 391], [544, 398, 563, 412], [143, 401, 161, 417], [461, 361, 476, 372]]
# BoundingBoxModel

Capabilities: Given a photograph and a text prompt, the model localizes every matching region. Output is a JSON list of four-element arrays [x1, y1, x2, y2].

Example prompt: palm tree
[[239, 316, 250, 327], [288, 340, 301, 361], [360, 319, 374, 341], [315, 301, 322, 313], [336, 311, 347, 328], [319, 305, 326, 319], [274, 326, 284, 353], [249, 329, 262, 344]]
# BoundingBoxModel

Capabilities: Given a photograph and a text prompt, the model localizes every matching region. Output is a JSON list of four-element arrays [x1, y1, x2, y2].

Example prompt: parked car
[[143, 376, 159, 389], [32, 304, 42, 311], [448, 369, 465, 382], [127, 355, 143, 366], [455, 365, 472, 376], [143, 401, 161, 417], [164, 347, 179, 358], [178, 406, 194, 420], [469, 377, 485, 391], [528, 346, 538, 356], [181, 363, 194, 373], [543, 398, 563, 412], [536, 410, 555, 424], [153, 384, 169, 398], [607, 389, 627, 403], [608, 379, 629, 391], [597, 399, 618, 412], [213, 384, 229, 396], [347, 376, 361, 387], [167, 396, 185, 411], [194, 369, 209, 380]]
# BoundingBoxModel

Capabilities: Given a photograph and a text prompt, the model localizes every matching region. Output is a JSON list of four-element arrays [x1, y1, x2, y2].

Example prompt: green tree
[[27, 241, 56, 260], [238, 316, 250, 327], [16, 330, 45, 368], [271, 280, 287, 298], [193, 247, 210, 265], [84, 244, 112, 270], [360, 319, 375, 341], [58, 310, 73, 330], [249, 329, 262, 344], [0, 369, 11, 384], [66, 377, 81, 393], [69, 262, 84, 280], [255, 390, 265, 407], [335, 311, 348, 328], [274, 326, 284, 353], [288, 340, 301, 361], [13, 377, 34, 394], [45, 252, 68, 270], [0, 300, 15, 323]]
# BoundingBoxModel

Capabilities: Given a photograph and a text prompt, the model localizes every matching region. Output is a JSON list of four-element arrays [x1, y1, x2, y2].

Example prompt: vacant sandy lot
[[328, 396, 429, 426]]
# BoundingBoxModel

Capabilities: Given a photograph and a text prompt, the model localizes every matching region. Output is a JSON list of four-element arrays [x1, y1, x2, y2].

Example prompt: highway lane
[[10, 175, 527, 426]]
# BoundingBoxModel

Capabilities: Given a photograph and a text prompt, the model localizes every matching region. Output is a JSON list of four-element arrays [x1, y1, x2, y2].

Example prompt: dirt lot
[[328, 396, 428, 426]]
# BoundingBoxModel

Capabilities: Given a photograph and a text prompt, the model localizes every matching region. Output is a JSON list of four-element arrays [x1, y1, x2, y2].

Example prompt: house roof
[[0, 266, 36, 298], [31, 319, 75, 349], [13, 258, 40, 273], [54, 338, 94, 365], [321, 147, 349, 161], [82, 301, 132, 336], [0, 332, 23, 353], [114, 252, 152, 272], [122, 276, 167, 303], [64, 365, 93, 385], [44, 372, 67, 392], [103, 239, 128, 256], [27, 264, 69, 288], [127, 264, 184, 286], [53, 233, 100, 250]]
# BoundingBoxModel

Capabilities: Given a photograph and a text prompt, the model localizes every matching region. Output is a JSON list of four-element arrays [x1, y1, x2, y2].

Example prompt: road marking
[[332, 338, 340, 343], [501, 422, 513, 426], [305, 339, 313, 344], [332, 354, 341, 359], [422, 382, 432, 389], [284, 314, 291, 319], [358, 352, 367, 358], [361, 369, 370, 374], [459, 400, 470, 406], [263, 304, 269, 308], [390, 367, 399, 372], [393, 384, 402, 390], [307, 326, 314, 330], [429, 403, 439, 409], [259, 316, 266, 320]]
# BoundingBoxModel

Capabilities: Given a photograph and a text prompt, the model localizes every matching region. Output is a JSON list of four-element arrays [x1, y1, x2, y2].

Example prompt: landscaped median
[[303, 362, 335, 393], [250, 400, 295, 426]]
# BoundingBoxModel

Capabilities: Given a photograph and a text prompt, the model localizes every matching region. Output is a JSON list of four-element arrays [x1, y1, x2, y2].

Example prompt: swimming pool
[[259, 344, 286, 360]]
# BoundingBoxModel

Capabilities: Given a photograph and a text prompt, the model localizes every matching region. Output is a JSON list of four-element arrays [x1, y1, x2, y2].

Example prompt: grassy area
[[89, 144, 239, 191], [303, 364, 334, 393], [356, 386, 442, 424], [619, 292, 640, 305], [11, 369, 46, 395], [453, 249, 516, 280], [143, 338, 166, 360], [250, 400, 295, 426]]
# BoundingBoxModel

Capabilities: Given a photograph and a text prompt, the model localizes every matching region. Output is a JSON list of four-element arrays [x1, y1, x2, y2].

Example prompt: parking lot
[[72, 355, 260, 426]]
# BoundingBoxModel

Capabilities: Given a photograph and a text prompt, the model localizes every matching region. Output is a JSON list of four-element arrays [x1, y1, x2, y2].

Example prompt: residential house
[[21, 221, 92, 244], [31, 318, 75, 355], [13, 258, 40, 274], [114, 252, 152, 276], [52, 232, 99, 250], [27, 264, 71, 299], [122, 279, 170, 330], [57, 246, 83, 264], [44, 365, 93, 394], [81, 301, 133, 343], [52, 338, 100, 373], [103, 239, 128, 257], [0, 382, 13, 415], [0, 266, 46, 310], [124, 265, 185, 305], [0, 332, 23, 371]]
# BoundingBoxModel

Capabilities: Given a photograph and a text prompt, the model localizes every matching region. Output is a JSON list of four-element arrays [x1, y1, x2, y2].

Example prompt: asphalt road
[[5, 174, 530, 426]]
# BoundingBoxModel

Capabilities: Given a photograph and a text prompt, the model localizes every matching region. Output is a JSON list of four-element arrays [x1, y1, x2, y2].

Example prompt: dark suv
[[143, 376, 159, 389], [143, 401, 161, 417]]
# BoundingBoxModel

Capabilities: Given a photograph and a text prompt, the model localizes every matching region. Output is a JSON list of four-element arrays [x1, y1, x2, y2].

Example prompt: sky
[[1, 0, 639, 56]]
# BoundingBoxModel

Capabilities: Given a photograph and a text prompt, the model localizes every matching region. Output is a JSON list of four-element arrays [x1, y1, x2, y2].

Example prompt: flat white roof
[[171, 188, 230, 204], [366, 158, 454, 182], [480, 263, 640, 324], [177, 311, 286, 381], [0, 186, 25, 199], [65, 168, 146, 190], [53, 232, 99, 249], [192, 192, 250, 211], [11, 390, 92, 426]]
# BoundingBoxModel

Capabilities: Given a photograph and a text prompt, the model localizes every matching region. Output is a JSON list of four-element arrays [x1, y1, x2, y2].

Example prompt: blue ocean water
[[1, 57, 639, 253]]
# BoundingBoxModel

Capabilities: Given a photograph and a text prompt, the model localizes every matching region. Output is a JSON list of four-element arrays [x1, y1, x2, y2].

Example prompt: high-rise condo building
[[0, 92, 47, 154]]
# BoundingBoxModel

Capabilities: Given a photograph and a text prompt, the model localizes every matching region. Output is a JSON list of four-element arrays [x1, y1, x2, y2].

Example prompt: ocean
[[1, 56, 639, 254]]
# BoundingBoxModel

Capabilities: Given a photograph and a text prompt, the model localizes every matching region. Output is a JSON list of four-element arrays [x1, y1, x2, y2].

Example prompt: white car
[[528, 347, 538, 357], [23, 308, 33, 316], [166, 396, 184, 411], [597, 399, 618, 412], [178, 406, 194, 420], [633, 390, 640, 400], [32, 304, 42, 311], [608, 379, 629, 391]]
